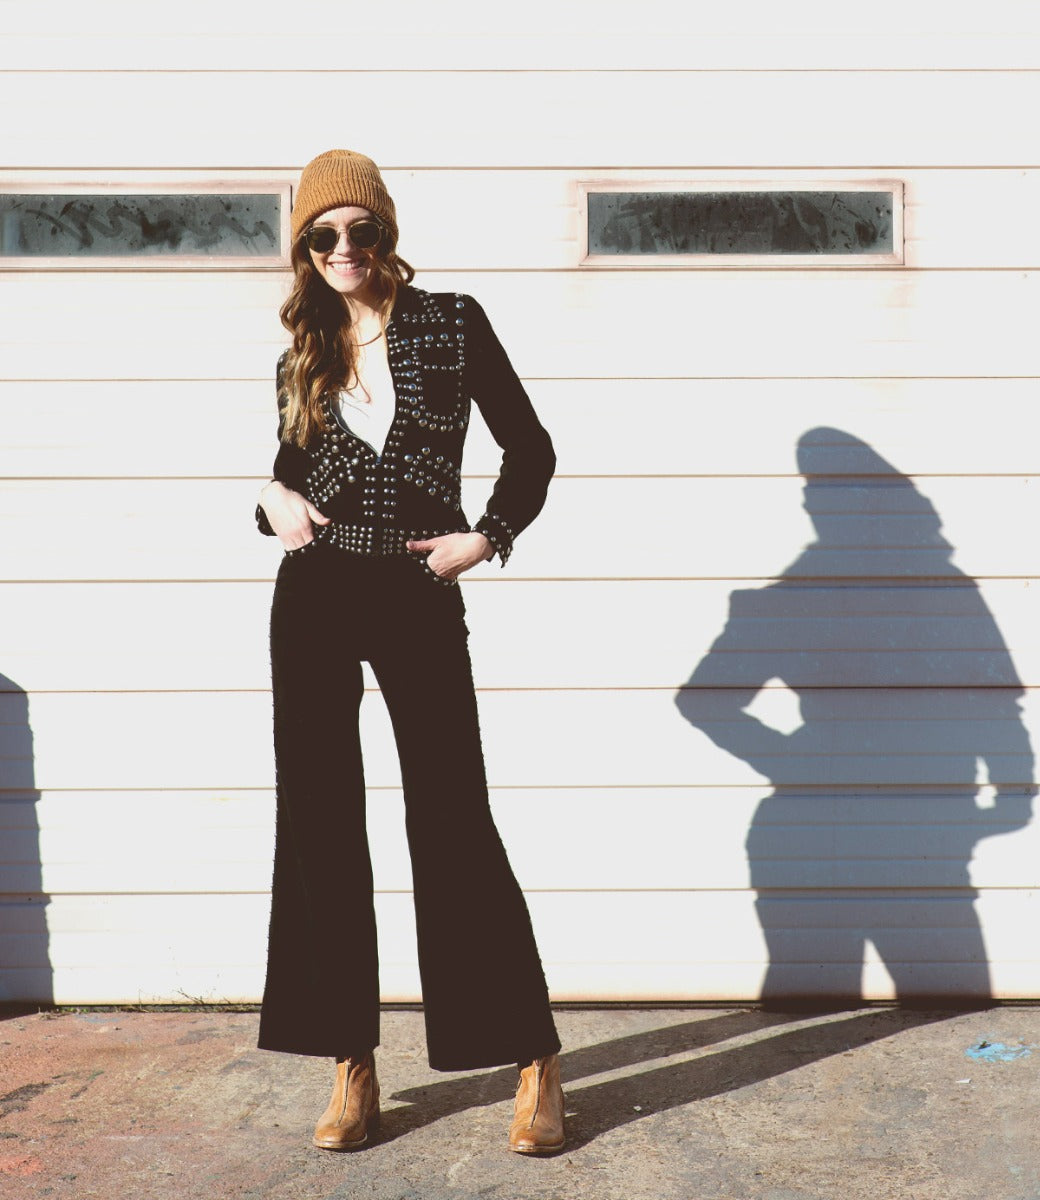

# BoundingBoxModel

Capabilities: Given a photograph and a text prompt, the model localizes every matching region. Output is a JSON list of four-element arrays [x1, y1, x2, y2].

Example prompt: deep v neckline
[[332, 338, 397, 459]]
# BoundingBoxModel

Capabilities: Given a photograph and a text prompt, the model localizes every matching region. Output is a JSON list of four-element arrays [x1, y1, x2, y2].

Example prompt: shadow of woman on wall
[[377, 428, 1016, 1151], [676, 427, 1035, 1006], [0, 670, 51, 1012]]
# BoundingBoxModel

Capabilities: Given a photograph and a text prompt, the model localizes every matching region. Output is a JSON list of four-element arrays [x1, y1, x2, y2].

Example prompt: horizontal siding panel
[[4, 578, 1040, 692], [6, 377, 1040, 480], [4, 168, 1040, 272], [0, 477, 277, 581], [4, 687, 1040, 792], [3, 786, 1038, 895], [393, 167, 1040, 272], [396, 167, 1040, 272], [4, 475, 1040, 581], [0, 379, 284, 479], [1, 791, 280, 895], [5, 889, 1040, 1004], [497, 474, 1040, 582], [11, 959, 1040, 1006], [2, 71, 1038, 168], [2, 3, 1036, 71], [904, 168, 1040, 268], [0, 581, 277, 691], [538, 889, 1040, 1000], [2, 271, 1038, 380]]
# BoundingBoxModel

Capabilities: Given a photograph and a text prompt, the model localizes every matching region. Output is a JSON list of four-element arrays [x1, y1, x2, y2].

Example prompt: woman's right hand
[[259, 481, 331, 550]]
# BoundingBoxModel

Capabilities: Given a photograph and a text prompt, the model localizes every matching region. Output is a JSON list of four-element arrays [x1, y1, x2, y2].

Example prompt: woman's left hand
[[406, 532, 493, 580]]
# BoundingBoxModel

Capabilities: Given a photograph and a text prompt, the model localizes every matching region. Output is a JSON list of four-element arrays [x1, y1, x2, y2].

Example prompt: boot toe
[[509, 1130, 565, 1155], [312, 1129, 369, 1151]]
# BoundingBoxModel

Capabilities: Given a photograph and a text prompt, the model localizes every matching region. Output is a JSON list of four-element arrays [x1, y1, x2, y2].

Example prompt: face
[[305, 205, 381, 299]]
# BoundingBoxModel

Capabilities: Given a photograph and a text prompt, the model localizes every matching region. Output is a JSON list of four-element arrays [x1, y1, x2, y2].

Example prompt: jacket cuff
[[474, 513, 514, 567]]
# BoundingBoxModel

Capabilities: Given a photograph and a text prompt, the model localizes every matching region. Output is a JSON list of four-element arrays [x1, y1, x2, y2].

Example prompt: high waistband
[[311, 521, 469, 557], [281, 522, 464, 587]]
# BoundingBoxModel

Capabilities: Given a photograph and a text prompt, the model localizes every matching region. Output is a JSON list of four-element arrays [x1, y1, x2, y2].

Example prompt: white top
[[335, 347, 396, 457]]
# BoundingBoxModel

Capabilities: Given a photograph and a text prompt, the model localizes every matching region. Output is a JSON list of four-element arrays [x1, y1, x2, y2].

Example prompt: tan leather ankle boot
[[312, 1053, 380, 1151], [509, 1053, 565, 1154]]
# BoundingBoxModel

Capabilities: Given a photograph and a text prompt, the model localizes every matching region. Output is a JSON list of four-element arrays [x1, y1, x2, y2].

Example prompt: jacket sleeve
[[462, 297, 556, 565], [255, 351, 312, 536]]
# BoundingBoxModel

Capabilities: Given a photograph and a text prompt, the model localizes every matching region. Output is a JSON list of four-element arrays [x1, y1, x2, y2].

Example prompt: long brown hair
[[278, 232, 414, 447]]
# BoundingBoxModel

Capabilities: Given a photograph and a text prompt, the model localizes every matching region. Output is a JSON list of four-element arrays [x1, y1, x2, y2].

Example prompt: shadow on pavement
[[383, 1007, 959, 1149]]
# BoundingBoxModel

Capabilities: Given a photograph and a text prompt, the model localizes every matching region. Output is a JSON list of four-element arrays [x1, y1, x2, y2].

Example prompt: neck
[[345, 293, 386, 343]]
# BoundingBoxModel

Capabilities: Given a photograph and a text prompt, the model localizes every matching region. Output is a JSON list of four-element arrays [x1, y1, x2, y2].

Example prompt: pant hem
[[427, 1038, 562, 1073]]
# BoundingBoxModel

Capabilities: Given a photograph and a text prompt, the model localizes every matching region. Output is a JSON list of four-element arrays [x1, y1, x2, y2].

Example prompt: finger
[[407, 539, 434, 552], [305, 502, 331, 525]]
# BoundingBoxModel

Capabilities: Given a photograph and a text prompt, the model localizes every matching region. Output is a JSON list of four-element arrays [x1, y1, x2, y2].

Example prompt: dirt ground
[[2, 1005, 1039, 1200]]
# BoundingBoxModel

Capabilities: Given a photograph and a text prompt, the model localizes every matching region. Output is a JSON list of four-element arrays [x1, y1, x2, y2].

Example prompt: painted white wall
[[1, 0, 1038, 1004]]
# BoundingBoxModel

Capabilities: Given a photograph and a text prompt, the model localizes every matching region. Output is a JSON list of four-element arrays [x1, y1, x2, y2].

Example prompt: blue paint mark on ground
[[965, 1039, 1034, 1063]]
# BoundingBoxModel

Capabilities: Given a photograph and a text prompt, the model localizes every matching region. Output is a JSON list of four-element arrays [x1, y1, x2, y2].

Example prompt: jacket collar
[[388, 283, 422, 326]]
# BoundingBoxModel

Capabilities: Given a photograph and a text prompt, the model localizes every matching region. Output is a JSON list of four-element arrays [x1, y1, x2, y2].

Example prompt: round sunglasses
[[303, 219, 385, 254]]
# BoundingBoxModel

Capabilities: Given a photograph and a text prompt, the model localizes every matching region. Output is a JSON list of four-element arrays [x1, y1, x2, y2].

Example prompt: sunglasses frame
[[303, 218, 386, 255]]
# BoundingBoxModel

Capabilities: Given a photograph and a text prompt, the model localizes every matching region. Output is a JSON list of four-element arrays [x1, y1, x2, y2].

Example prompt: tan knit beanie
[[291, 149, 398, 245]]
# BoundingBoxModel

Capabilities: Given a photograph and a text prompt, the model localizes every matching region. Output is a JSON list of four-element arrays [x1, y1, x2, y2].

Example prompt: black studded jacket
[[256, 286, 555, 567]]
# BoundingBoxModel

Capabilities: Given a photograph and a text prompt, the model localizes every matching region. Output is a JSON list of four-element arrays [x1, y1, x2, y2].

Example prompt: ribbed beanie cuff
[[291, 149, 398, 244]]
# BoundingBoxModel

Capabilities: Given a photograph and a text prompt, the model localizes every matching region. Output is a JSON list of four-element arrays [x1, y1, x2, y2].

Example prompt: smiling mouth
[[328, 259, 365, 274]]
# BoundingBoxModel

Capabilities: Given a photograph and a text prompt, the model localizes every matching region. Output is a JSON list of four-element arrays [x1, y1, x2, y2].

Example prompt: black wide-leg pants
[[257, 544, 560, 1069]]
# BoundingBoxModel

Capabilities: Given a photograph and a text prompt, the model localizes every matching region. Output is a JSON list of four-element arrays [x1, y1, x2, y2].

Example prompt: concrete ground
[[1, 1005, 1038, 1200]]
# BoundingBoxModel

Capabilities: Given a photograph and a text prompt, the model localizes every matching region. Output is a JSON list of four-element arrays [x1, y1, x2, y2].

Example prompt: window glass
[[587, 190, 896, 257], [0, 193, 282, 259]]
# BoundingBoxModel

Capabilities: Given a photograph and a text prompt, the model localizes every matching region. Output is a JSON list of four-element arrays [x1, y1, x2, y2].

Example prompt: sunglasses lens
[[305, 226, 338, 253], [348, 220, 382, 249], [305, 220, 384, 254]]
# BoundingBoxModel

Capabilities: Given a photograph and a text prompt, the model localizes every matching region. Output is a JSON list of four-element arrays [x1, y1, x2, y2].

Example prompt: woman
[[255, 149, 564, 1155]]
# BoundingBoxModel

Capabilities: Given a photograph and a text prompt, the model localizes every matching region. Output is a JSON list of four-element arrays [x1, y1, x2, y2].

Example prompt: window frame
[[577, 179, 905, 268], [0, 180, 292, 270]]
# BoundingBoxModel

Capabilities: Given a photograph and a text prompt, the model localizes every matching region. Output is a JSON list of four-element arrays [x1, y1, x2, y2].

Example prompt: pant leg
[[258, 549, 380, 1058], [368, 566, 560, 1070]]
